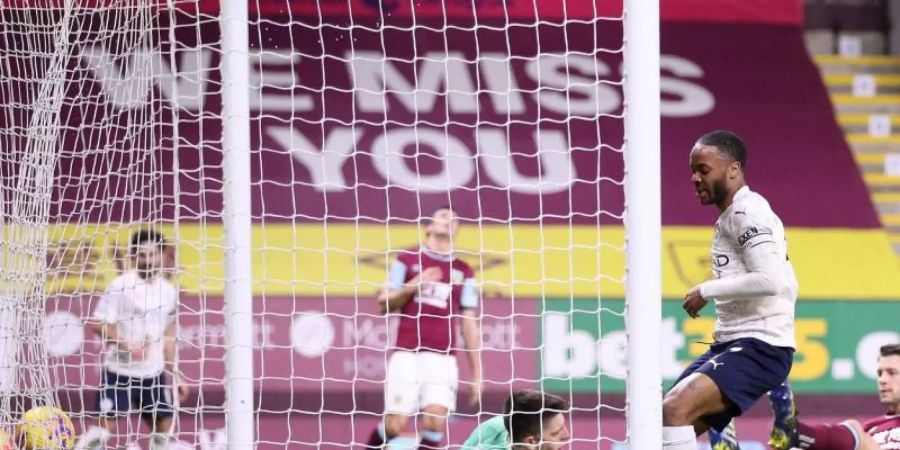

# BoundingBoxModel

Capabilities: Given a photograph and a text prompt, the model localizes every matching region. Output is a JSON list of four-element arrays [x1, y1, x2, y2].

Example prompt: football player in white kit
[[76, 230, 188, 450], [662, 130, 799, 450]]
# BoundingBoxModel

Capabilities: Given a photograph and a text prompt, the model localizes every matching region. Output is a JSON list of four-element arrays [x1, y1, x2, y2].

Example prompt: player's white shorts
[[384, 350, 459, 415]]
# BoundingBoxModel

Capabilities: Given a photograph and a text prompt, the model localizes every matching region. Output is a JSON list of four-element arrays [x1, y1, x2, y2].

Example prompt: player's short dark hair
[[697, 130, 748, 169], [503, 390, 569, 444], [424, 205, 456, 224], [880, 344, 900, 358], [433, 204, 455, 215], [129, 229, 167, 256]]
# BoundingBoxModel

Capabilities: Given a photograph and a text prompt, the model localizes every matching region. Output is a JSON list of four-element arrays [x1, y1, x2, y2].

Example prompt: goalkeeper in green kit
[[461, 390, 569, 450]]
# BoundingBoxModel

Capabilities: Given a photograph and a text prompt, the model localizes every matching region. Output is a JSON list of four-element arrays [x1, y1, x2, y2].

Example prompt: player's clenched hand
[[405, 267, 443, 290], [418, 267, 443, 284], [468, 374, 484, 407], [120, 342, 146, 360], [682, 286, 708, 319], [176, 374, 190, 402]]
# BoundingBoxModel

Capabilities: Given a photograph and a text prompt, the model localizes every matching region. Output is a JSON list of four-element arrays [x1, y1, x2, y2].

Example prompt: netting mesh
[[0, 1, 629, 449]]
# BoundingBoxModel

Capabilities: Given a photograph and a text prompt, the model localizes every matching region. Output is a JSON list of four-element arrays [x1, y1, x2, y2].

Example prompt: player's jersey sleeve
[[93, 276, 124, 324], [700, 205, 787, 299], [730, 207, 784, 277], [386, 256, 410, 290], [459, 265, 478, 310], [731, 207, 777, 250]]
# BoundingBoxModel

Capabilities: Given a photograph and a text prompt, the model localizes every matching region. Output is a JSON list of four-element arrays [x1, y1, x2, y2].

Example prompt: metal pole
[[623, 1, 662, 449], [220, 1, 254, 449]]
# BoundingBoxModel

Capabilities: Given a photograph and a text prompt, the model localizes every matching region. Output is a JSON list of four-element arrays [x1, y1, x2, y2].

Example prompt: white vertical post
[[623, 1, 662, 450], [220, 2, 254, 450]]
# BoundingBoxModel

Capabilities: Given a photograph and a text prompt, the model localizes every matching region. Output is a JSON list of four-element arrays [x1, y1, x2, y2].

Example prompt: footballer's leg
[[418, 405, 449, 450], [141, 372, 175, 450], [663, 372, 731, 432], [367, 351, 418, 449], [417, 353, 457, 450], [76, 370, 127, 450], [663, 346, 722, 450], [767, 381, 798, 450], [666, 339, 793, 450], [708, 420, 741, 450]]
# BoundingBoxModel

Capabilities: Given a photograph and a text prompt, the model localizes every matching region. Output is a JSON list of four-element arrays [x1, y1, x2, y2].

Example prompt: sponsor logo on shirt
[[737, 226, 761, 247], [417, 283, 452, 309]]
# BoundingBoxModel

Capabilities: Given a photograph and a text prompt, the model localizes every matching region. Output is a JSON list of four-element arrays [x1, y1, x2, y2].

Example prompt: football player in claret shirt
[[778, 343, 900, 450], [365, 206, 483, 450]]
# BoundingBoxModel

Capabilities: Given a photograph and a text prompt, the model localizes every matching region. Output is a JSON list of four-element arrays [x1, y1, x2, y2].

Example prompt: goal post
[[219, 2, 254, 450], [623, 0, 663, 449]]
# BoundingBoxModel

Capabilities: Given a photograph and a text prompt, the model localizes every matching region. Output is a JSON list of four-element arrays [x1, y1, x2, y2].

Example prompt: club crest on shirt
[[713, 254, 729, 268], [450, 269, 464, 285]]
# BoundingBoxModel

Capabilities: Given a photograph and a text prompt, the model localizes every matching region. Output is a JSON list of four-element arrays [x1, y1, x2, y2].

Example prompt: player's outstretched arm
[[164, 323, 189, 402], [788, 419, 877, 450], [460, 308, 483, 407], [376, 287, 415, 315]]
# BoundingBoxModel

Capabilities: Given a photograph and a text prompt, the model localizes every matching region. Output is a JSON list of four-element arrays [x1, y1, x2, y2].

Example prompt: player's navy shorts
[[670, 337, 793, 432], [96, 370, 174, 420]]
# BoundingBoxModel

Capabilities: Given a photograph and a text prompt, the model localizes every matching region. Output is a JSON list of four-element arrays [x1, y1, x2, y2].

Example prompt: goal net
[[0, 1, 647, 449]]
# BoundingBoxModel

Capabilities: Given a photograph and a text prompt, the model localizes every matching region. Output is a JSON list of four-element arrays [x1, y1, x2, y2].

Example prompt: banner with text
[[2, 13, 871, 228], [44, 297, 899, 401], [541, 299, 900, 393]]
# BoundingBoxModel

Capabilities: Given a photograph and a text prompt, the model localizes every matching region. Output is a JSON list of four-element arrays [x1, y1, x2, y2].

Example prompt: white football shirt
[[92, 270, 177, 378], [699, 186, 799, 348]]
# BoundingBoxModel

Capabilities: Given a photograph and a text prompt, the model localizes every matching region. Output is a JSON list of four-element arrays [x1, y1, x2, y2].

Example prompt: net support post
[[623, 1, 662, 449], [220, 2, 254, 450]]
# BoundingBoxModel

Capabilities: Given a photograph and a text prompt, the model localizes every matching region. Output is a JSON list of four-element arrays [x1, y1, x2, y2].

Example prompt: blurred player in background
[[461, 390, 569, 450], [365, 206, 483, 450], [778, 343, 900, 450], [76, 229, 188, 450], [663, 131, 799, 450], [109, 238, 176, 281]]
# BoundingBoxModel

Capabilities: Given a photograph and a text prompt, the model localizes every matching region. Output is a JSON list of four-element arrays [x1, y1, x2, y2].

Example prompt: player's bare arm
[[460, 308, 483, 407], [86, 318, 144, 359], [164, 322, 189, 402]]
